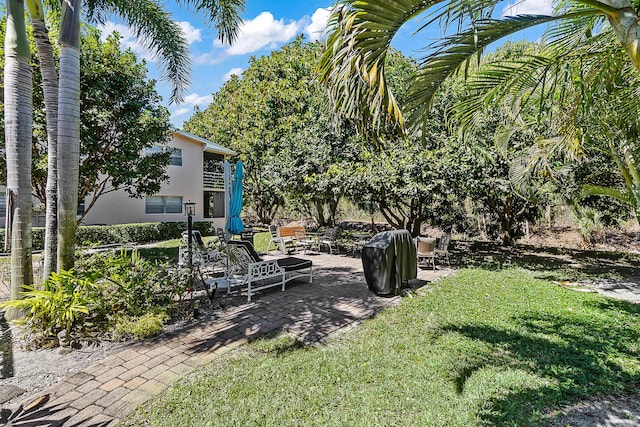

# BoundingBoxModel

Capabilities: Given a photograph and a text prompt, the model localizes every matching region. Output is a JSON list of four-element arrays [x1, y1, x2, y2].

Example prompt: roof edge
[[172, 129, 237, 156]]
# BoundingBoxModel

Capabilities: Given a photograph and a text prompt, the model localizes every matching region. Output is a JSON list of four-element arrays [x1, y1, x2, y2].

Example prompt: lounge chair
[[225, 240, 313, 301]]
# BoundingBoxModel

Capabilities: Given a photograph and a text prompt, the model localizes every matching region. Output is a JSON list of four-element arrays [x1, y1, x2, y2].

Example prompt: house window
[[203, 191, 225, 218], [169, 149, 183, 166], [146, 146, 182, 166], [145, 196, 183, 214], [0, 194, 5, 217]]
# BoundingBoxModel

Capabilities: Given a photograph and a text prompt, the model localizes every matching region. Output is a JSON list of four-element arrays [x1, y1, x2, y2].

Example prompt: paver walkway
[[1, 252, 449, 426]]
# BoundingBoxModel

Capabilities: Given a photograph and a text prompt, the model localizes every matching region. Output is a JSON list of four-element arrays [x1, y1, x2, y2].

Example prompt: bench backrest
[[277, 226, 305, 239]]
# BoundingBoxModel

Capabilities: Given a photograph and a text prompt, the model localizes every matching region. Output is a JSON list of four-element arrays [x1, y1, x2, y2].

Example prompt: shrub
[[77, 249, 181, 317], [2, 250, 188, 347], [0, 270, 101, 347], [0, 221, 216, 252], [112, 312, 169, 340]]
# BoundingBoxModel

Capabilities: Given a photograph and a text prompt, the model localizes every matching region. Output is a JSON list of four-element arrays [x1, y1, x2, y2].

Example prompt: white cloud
[[501, 0, 553, 16], [171, 107, 191, 119], [215, 11, 302, 55], [223, 67, 244, 81], [177, 21, 202, 45], [181, 93, 213, 106], [303, 7, 331, 42]]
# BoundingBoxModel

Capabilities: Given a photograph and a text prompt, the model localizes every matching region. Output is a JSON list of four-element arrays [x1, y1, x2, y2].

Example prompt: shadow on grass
[[451, 240, 640, 281], [443, 306, 640, 426]]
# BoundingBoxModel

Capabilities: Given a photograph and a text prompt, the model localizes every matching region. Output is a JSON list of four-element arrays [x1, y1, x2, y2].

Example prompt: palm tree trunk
[[28, 0, 59, 280], [57, 0, 81, 271], [581, 0, 640, 71], [4, 0, 33, 320]]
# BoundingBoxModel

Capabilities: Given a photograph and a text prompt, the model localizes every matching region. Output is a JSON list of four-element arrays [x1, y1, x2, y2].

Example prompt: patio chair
[[267, 225, 284, 252], [216, 227, 228, 243], [179, 230, 227, 297], [225, 240, 313, 301], [435, 234, 451, 266], [318, 227, 340, 254], [294, 227, 317, 254], [416, 237, 436, 270]]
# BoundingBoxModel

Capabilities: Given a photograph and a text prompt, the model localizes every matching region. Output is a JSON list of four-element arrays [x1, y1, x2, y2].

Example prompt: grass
[[134, 232, 272, 264], [122, 268, 640, 426]]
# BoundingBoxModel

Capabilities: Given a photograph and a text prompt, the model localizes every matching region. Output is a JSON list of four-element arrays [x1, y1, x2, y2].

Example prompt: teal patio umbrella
[[227, 161, 245, 235]]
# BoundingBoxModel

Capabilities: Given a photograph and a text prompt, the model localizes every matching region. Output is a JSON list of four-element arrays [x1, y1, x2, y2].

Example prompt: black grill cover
[[361, 230, 417, 296]]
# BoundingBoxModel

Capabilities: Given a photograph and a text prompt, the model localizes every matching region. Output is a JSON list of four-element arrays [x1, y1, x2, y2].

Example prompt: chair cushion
[[276, 257, 312, 272]]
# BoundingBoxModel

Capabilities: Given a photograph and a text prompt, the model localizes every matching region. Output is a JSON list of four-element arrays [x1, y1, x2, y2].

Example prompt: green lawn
[[134, 232, 272, 264], [122, 268, 640, 426]]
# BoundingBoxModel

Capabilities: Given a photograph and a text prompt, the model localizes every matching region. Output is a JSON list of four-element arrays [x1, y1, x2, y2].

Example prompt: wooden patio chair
[[416, 237, 436, 270]]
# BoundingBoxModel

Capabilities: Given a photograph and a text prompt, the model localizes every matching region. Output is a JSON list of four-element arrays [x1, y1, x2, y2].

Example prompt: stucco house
[[80, 130, 237, 229]]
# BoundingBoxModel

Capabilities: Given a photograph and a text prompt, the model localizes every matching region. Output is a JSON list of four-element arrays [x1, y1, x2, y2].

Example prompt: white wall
[[81, 133, 226, 229]]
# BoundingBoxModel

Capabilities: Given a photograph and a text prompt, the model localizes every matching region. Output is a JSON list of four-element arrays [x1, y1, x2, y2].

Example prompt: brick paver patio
[[1, 251, 450, 426]]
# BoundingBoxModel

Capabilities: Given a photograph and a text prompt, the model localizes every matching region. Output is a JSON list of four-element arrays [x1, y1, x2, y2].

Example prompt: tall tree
[[3, 0, 33, 319], [56, 0, 81, 270], [25, 29, 173, 222], [185, 37, 359, 225], [54, 0, 245, 270], [26, 0, 58, 280]]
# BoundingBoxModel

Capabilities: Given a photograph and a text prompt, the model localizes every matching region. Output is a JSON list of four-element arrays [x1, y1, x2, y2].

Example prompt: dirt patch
[[546, 393, 640, 426]]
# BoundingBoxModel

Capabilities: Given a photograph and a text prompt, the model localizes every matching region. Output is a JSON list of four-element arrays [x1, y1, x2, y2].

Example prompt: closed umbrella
[[227, 161, 245, 235]]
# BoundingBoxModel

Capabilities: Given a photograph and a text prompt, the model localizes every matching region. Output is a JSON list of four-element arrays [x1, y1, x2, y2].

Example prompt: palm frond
[[319, 0, 442, 140], [86, 0, 191, 104], [579, 184, 632, 205], [174, 0, 245, 44], [408, 12, 600, 133]]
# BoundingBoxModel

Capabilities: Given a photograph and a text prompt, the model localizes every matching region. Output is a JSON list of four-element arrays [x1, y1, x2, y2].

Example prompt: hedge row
[[0, 222, 216, 252]]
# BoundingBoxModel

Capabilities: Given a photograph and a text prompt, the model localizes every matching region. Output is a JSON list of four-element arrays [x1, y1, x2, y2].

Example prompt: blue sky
[[98, 0, 552, 128]]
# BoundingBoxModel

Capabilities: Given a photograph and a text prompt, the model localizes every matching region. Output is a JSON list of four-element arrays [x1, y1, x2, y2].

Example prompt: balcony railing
[[203, 171, 225, 190]]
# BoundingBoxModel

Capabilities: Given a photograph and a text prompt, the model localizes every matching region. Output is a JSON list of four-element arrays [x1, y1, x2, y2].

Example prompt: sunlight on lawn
[[123, 269, 640, 426]]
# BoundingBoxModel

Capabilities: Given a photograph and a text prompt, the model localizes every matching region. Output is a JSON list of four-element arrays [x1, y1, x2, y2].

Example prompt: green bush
[[112, 312, 169, 340], [2, 249, 188, 347], [78, 249, 183, 317], [0, 270, 101, 347], [0, 221, 216, 252]]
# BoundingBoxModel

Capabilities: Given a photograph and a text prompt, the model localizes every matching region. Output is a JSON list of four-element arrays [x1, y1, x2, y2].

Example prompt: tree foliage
[[185, 36, 361, 225], [1, 24, 172, 222]]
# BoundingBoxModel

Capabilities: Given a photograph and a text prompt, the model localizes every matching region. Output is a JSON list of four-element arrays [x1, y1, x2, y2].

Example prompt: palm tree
[[319, 0, 640, 138], [3, 0, 245, 299], [26, 0, 59, 280], [56, 0, 82, 270], [4, 0, 33, 319]]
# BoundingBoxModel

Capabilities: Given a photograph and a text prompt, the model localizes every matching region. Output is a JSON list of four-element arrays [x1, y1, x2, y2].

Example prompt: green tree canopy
[[185, 36, 361, 225]]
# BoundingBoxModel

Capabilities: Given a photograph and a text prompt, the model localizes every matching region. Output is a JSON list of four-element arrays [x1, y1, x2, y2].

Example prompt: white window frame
[[145, 196, 183, 214], [146, 146, 182, 166]]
